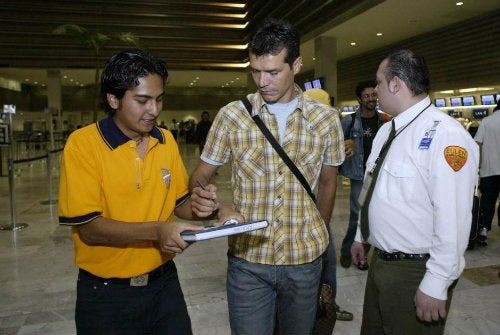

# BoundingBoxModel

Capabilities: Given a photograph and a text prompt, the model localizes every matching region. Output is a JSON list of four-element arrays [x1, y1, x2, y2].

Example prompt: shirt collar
[[96, 115, 166, 150], [393, 96, 431, 131], [253, 84, 309, 119]]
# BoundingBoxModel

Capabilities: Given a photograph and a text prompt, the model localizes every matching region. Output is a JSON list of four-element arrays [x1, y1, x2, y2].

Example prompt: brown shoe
[[335, 304, 354, 321], [340, 254, 352, 268], [357, 260, 369, 271]]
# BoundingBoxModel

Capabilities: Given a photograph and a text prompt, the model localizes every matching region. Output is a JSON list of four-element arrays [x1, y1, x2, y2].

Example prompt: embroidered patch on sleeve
[[444, 146, 468, 172]]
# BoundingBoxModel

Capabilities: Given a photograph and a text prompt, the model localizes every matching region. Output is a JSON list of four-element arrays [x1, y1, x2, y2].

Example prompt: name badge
[[419, 121, 440, 150]]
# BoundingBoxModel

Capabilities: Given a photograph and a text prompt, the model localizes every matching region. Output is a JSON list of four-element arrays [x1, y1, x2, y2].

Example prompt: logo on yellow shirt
[[444, 146, 468, 172]]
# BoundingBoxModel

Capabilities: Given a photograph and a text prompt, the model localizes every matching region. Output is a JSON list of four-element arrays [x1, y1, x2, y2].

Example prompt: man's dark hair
[[249, 18, 300, 68], [355, 80, 377, 99], [100, 49, 169, 114], [383, 49, 430, 96]]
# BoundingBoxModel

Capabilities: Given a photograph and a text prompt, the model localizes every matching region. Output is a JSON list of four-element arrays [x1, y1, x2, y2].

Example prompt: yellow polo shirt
[[59, 117, 189, 278]]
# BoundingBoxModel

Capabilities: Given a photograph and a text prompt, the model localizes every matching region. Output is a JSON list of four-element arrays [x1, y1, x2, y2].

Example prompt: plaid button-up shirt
[[202, 88, 345, 265]]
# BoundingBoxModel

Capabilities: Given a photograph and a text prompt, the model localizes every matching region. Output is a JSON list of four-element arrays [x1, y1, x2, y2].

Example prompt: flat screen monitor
[[450, 97, 462, 107], [343, 106, 349, 113], [496, 94, 500, 103], [304, 81, 312, 91], [435, 98, 446, 108], [462, 96, 475, 106], [348, 106, 354, 112], [312, 78, 323, 89], [480, 94, 495, 105]]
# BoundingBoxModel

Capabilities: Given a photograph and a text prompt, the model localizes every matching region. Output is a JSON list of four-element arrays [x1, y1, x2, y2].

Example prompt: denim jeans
[[479, 175, 500, 231], [324, 227, 337, 299], [227, 254, 322, 335], [75, 261, 192, 335], [341, 179, 363, 256]]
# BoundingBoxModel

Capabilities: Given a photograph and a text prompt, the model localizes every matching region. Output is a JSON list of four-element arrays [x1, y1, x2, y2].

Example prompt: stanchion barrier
[[47, 149, 52, 205], [0, 157, 30, 231], [1, 150, 63, 231], [41, 147, 63, 206]]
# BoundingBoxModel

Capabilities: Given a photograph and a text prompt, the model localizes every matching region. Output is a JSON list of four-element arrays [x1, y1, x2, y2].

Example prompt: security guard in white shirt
[[351, 49, 479, 335]]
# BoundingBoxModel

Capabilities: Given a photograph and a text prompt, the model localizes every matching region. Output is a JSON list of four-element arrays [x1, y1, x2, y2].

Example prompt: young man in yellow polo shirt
[[59, 49, 237, 335]]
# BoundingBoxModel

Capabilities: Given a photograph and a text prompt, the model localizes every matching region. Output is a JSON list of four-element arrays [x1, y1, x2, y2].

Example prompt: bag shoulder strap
[[241, 97, 316, 203]]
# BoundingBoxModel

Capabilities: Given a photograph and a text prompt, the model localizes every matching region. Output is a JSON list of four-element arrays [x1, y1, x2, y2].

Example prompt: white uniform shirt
[[474, 110, 500, 177], [355, 96, 479, 300]]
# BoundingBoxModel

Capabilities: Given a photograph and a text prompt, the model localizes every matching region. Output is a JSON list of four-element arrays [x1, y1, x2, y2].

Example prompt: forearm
[[188, 160, 217, 192], [78, 216, 159, 245], [315, 165, 338, 226]]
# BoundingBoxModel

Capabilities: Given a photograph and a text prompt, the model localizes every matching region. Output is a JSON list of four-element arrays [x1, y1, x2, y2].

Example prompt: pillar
[[46, 69, 62, 148], [314, 36, 337, 106]]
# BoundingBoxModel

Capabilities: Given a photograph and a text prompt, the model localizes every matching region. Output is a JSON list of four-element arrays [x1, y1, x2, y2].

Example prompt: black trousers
[[479, 175, 500, 231], [75, 261, 192, 335]]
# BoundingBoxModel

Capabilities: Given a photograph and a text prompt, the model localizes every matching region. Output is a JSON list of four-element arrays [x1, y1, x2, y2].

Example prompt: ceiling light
[[350, 42, 356, 46], [376, 33, 383, 36], [456, 2, 464, 6], [459, 87, 494, 93]]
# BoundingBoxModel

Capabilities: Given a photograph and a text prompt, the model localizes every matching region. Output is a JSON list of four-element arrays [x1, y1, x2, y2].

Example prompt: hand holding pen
[[196, 179, 218, 204], [192, 179, 245, 225], [190, 179, 219, 218]]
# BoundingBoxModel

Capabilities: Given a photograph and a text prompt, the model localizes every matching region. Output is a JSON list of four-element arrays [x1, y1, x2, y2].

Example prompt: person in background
[[189, 18, 345, 335], [339, 80, 389, 271], [304, 88, 353, 322], [474, 100, 500, 246], [159, 120, 167, 129], [195, 110, 213, 153], [58, 49, 237, 335], [351, 49, 478, 335], [170, 118, 179, 140]]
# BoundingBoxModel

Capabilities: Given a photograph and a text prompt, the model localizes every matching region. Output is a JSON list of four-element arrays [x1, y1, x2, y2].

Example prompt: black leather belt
[[79, 260, 174, 286], [376, 248, 430, 261]]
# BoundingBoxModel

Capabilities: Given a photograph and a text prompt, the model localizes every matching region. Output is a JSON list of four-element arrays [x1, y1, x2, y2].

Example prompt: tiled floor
[[0, 143, 499, 335]]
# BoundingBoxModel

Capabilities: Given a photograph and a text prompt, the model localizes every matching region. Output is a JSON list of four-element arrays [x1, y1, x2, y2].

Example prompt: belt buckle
[[130, 273, 149, 286]]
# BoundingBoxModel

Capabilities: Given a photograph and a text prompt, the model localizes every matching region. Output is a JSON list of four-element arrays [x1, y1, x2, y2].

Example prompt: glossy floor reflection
[[0, 143, 499, 335]]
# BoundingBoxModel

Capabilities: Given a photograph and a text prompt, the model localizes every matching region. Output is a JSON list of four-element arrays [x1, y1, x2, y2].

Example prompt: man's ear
[[293, 56, 302, 75], [107, 93, 119, 109], [389, 76, 401, 94]]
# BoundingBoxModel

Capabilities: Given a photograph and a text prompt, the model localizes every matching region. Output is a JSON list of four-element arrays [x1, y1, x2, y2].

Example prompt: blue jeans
[[479, 175, 500, 231], [75, 261, 192, 335], [341, 179, 363, 256], [227, 254, 322, 335]]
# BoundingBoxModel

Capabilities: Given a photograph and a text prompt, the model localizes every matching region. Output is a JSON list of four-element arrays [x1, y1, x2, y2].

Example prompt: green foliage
[[52, 24, 147, 120]]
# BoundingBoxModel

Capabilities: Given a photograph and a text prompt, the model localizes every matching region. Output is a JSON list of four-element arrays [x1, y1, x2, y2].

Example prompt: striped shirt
[[201, 88, 345, 265]]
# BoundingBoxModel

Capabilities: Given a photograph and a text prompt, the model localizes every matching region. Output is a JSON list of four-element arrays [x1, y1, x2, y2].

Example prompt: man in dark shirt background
[[195, 111, 212, 153]]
